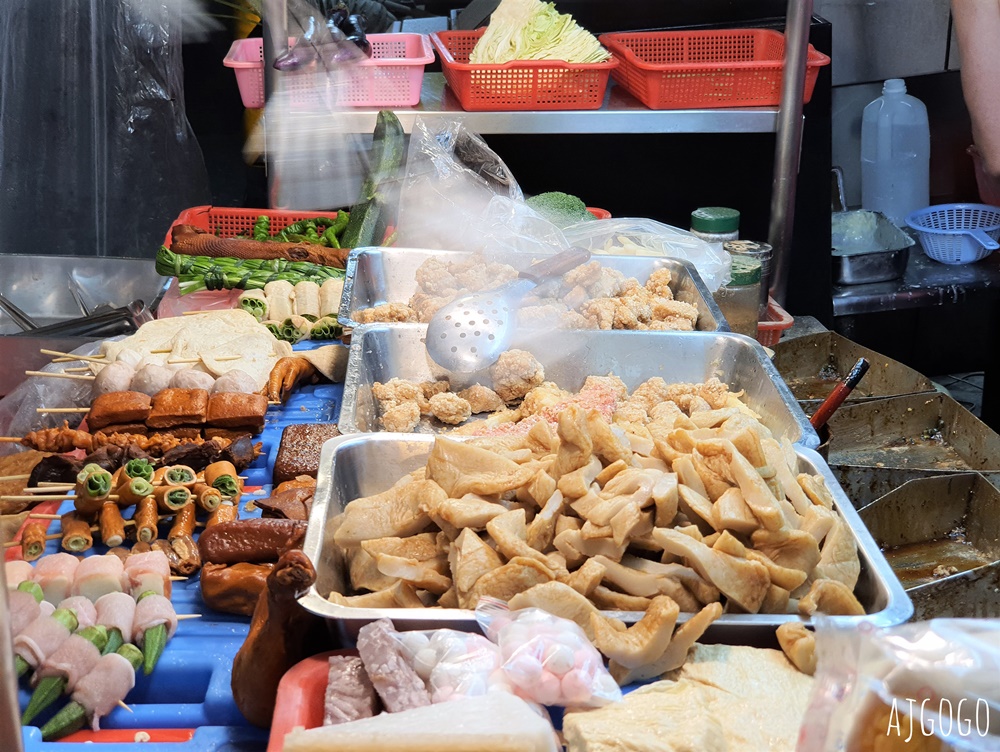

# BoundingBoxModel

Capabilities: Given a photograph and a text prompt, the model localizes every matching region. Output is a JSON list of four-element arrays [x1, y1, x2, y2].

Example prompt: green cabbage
[[469, 0, 610, 65]]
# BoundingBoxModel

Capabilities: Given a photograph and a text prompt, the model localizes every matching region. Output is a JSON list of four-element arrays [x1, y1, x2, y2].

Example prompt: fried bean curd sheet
[[326, 383, 863, 681]]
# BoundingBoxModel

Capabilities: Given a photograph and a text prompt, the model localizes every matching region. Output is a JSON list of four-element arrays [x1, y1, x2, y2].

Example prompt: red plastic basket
[[598, 29, 829, 110], [430, 30, 617, 112], [223, 33, 434, 109], [163, 205, 341, 247], [756, 296, 794, 347]]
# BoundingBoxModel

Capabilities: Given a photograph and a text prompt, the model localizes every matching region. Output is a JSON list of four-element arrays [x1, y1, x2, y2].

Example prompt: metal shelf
[[327, 73, 779, 135]]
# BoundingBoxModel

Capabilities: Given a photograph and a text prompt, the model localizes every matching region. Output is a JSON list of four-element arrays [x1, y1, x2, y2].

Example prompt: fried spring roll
[[206, 502, 238, 528], [116, 477, 155, 507], [100, 502, 126, 547], [21, 522, 48, 561], [168, 503, 197, 541], [60, 512, 93, 553], [204, 461, 240, 497], [155, 485, 192, 513], [74, 469, 113, 517], [134, 496, 158, 544], [192, 483, 223, 514]]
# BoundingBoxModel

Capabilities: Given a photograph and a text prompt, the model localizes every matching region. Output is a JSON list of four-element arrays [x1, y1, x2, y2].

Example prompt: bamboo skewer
[[40, 349, 108, 365], [175, 614, 202, 621], [0, 438, 25, 443], [62, 366, 93, 373], [21, 486, 74, 494], [118, 701, 133, 713], [167, 355, 242, 364], [4, 533, 61, 548], [25, 371, 95, 382], [0, 494, 119, 503], [36, 407, 89, 414], [0, 474, 30, 481]]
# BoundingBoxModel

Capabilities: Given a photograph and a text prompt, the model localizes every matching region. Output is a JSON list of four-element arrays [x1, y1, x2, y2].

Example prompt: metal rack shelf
[[325, 73, 779, 134]]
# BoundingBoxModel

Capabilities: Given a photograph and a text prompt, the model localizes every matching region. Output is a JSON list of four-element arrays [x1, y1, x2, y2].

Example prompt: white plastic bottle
[[861, 79, 930, 226]]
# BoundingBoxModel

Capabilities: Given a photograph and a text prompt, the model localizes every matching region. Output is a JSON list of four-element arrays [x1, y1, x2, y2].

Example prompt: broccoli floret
[[525, 191, 595, 228]]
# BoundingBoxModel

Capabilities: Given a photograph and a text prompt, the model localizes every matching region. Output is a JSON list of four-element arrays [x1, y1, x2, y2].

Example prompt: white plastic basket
[[906, 203, 1000, 265]]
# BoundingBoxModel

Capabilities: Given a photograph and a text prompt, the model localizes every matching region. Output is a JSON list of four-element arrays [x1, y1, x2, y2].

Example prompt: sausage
[[168, 504, 197, 541], [206, 502, 238, 529], [170, 534, 202, 576], [155, 485, 191, 513], [60, 512, 93, 553], [21, 522, 49, 561], [151, 540, 183, 572], [232, 550, 318, 727], [197, 519, 307, 565], [192, 483, 223, 514], [134, 496, 158, 543], [99, 502, 126, 547], [200, 562, 273, 616]]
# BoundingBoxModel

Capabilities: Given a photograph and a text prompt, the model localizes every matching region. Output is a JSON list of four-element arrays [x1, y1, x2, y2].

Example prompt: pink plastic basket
[[223, 33, 434, 109]]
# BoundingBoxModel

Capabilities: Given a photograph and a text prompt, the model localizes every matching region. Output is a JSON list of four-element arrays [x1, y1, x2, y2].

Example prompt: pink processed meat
[[73, 554, 124, 602], [39, 601, 55, 618], [6, 560, 35, 589], [9, 590, 42, 638], [72, 652, 137, 732], [59, 596, 98, 630], [14, 614, 73, 669], [38, 634, 103, 690], [123, 551, 171, 599], [324, 655, 380, 726], [94, 592, 136, 644], [33, 553, 80, 604], [133, 593, 177, 642], [356, 619, 430, 713]]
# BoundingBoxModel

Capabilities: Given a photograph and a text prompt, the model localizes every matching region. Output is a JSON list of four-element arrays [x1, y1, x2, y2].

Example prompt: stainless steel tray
[[340, 324, 819, 448], [826, 393, 1000, 508], [859, 473, 1000, 620], [298, 434, 912, 641], [338, 247, 726, 332], [831, 210, 915, 285]]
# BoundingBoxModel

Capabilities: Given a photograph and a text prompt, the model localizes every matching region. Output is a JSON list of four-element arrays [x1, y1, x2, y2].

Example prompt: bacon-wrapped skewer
[[22, 624, 109, 725]]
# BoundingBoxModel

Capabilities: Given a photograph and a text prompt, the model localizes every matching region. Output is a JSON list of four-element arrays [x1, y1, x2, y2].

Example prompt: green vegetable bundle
[[156, 246, 343, 295]]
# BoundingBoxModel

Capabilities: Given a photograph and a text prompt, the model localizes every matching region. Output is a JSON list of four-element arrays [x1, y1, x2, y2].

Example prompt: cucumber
[[344, 110, 405, 246]]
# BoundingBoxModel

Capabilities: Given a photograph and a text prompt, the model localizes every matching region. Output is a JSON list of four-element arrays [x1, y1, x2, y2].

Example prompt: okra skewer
[[22, 625, 109, 725]]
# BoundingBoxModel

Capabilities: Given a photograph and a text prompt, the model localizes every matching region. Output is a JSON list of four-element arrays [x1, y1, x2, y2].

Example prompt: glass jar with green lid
[[690, 207, 741, 246], [713, 255, 761, 338]]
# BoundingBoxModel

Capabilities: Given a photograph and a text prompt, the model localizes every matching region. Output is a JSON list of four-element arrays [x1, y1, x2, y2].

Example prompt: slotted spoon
[[425, 248, 591, 373]]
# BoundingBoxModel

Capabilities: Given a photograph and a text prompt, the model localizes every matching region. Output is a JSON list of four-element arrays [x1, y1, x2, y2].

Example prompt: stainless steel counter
[[832, 249, 1000, 317]]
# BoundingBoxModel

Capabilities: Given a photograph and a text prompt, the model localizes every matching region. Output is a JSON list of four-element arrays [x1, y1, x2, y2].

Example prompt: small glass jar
[[723, 240, 773, 319], [690, 207, 740, 248], [713, 255, 761, 338]]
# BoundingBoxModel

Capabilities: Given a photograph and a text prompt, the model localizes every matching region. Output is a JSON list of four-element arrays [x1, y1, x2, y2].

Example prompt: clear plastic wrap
[[477, 599, 622, 709], [393, 628, 508, 703], [396, 117, 523, 251], [0, 0, 211, 258], [0, 340, 111, 457], [562, 218, 732, 292], [799, 618, 1000, 752]]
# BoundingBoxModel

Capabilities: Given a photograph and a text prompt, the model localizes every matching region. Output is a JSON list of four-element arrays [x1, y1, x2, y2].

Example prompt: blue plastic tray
[[17, 360, 345, 751]]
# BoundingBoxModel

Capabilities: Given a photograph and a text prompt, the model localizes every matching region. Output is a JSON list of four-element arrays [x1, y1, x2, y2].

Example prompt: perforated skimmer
[[425, 248, 591, 373]]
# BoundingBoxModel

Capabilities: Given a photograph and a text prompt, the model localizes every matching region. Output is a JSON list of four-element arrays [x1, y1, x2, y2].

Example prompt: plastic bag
[[477, 599, 622, 709], [393, 628, 508, 703], [0, 0, 210, 258], [562, 218, 732, 292], [396, 117, 523, 251], [0, 340, 113, 458], [798, 618, 1000, 752]]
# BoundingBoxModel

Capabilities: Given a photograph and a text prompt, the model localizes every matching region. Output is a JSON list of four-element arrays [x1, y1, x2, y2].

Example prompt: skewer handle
[[36, 408, 89, 414], [25, 371, 95, 381], [40, 349, 108, 365]]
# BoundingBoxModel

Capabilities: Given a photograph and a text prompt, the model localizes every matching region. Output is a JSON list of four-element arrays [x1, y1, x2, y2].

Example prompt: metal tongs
[[11, 300, 153, 339]]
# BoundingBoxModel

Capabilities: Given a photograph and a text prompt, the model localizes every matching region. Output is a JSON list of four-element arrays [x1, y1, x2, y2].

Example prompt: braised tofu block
[[147, 388, 210, 429], [87, 391, 152, 431], [273, 423, 342, 484], [205, 392, 269, 432]]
